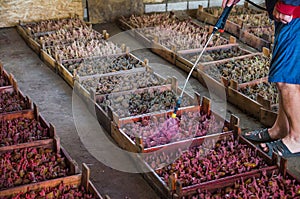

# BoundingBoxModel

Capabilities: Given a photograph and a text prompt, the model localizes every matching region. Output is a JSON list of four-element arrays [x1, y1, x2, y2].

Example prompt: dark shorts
[[268, 18, 300, 84]]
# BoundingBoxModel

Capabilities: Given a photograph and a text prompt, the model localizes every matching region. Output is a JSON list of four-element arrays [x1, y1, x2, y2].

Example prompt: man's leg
[[268, 88, 289, 139], [261, 82, 300, 154]]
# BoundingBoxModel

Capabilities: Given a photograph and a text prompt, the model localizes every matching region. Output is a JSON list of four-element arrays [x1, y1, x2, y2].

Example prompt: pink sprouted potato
[[0, 147, 68, 190], [0, 91, 27, 114], [121, 111, 224, 148], [0, 117, 49, 146], [145, 135, 269, 187], [192, 170, 300, 199]]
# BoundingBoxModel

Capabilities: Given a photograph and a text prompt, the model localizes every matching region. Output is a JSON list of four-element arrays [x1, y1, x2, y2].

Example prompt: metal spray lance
[[172, 3, 234, 118]]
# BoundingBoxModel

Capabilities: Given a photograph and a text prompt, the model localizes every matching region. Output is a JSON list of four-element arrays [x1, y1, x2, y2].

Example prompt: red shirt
[[276, 1, 300, 18]]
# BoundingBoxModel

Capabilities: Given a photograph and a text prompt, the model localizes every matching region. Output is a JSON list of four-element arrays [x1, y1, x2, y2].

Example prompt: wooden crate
[[198, 47, 270, 90], [111, 95, 240, 153], [175, 40, 251, 78], [137, 131, 278, 199], [151, 40, 177, 65], [39, 28, 105, 50], [0, 163, 104, 198], [94, 79, 196, 134], [173, 157, 297, 198], [79, 65, 166, 99], [117, 17, 137, 37], [16, 25, 41, 56], [59, 52, 148, 88], [0, 137, 79, 194], [239, 26, 273, 51], [196, 2, 264, 37], [177, 42, 251, 65], [260, 107, 277, 127], [18, 14, 84, 38], [0, 103, 56, 152], [94, 80, 176, 134], [0, 85, 32, 117]]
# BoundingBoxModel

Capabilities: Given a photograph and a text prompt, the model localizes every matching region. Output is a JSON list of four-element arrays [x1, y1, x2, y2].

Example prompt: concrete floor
[[0, 21, 299, 198]]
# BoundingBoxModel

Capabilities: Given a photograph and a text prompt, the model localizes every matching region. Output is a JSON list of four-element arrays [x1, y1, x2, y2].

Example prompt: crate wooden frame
[[0, 103, 56, 152], [16, 24, 41, 55], [0, 163, 104, 198], [172, 156, 295, 198], [18, 14, 82, 37], [228, 78, 278, 126], [94, 78, 196, 134], [0, 137, 79, 194], [136, 129, 278, 199], [110, 95, 240, 153], [175, 40, 251, 78], [0, 84, 32, 117], [59, 52, 148, 88], [239, 26, 274, 51], [196, 2, 265, 37]]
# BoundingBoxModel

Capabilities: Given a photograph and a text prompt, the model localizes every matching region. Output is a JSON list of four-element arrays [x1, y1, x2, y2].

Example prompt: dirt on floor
[[0, 22, 299, 199]]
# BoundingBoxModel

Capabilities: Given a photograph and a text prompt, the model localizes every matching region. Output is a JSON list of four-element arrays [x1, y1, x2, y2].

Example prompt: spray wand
[[171, 4, 233, 118]]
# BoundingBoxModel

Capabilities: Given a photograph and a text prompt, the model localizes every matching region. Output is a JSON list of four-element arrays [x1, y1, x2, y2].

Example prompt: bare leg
[[261, 83, 300, 154], [268, 88, 289, 139]]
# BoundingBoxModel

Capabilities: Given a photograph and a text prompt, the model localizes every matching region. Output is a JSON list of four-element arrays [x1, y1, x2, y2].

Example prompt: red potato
[[0, 91, 27, 114], [121, 111, 224, 148], [24, 18, 86, 35], [0, 74, 9, 87], [145, 135, 269, 187], [0, 147, 68, 190], [0, 117, 49, 147], [192, 171, 300, 199]]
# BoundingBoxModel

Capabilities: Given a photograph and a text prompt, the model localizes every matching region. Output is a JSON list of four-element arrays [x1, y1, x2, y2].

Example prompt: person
[[222, 0, 300, 158]]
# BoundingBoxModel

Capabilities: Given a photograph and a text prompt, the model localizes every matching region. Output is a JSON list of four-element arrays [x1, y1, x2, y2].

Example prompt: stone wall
[[0, 0, 84, 28], [88, 0, 144, 24]]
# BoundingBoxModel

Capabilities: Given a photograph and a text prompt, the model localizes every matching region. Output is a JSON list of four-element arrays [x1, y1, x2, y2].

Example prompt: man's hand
[[273, 7, 293, 24], [222, 0, 240, 8]]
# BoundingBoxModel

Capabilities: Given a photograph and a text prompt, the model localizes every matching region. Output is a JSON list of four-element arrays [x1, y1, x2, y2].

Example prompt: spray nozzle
[[172, 97, 182, 118]]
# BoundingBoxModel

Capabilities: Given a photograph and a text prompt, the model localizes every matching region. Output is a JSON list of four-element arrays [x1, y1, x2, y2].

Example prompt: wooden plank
[[260, 108, 277, 127], [117, 18, 136, 33], [111, 122, 139, 153], [239, 29, 271, 51], [227, 86, 262, 119], [196, 5, 218, 25], [174, 59, 198, 78], [224, 20, 241, 37], [57, 62, 74, 88], [95, 103, 112, 135], [151, 41, 176, 65], [40, 49, 57, 72]]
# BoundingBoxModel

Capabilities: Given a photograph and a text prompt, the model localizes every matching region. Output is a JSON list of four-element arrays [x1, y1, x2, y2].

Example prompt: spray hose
[[172, 4, 233, 119]]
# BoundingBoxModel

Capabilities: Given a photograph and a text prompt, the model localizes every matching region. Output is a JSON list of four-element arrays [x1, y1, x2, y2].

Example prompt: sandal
[[242, 128, 277, 143], [260, 139, 300, 158]]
